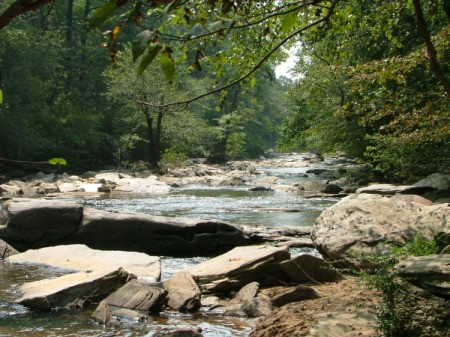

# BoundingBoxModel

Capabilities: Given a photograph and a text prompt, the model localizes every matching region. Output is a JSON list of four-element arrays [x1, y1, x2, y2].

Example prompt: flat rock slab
[[104, 279, 166, 311], [16, 267, 131, 310], [7, 244, 161, 281], [186, 245, 290, 293], [356, 183, 431, 195], [395, 254, 450, 298]]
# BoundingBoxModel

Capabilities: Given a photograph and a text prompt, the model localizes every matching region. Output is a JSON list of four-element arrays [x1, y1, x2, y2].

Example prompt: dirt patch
[[249, 276, 379, 337]]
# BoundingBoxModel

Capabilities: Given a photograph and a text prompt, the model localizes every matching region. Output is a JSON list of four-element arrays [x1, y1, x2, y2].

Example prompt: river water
[[0, 154, 340, 337]]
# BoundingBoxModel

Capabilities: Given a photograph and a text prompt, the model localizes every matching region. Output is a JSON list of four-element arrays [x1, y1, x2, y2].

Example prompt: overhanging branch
[[138, 0, 339, 109], [0, 0, 54, 31]]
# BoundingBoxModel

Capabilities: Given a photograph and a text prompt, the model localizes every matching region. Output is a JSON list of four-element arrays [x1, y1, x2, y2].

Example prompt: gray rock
[[0, 184, 22, 196], [271, 285, 321, 307], [37, 182, 59, 194], [57, 182, 80, 193], [356, 183, 432, 195], [163, 271, 201, 312], [0, 239, 18, 259], [7, 244, 161, 281], [0, 199, 249, 257], [153, 328, 203, 337], [252, 177, 278, 184], [218, 177, 246, 186], [321, 184, 343, 194], [312, 194, 449, 267], [71, 208, 247, 257], [186, 245, 290, 293], [241, 295, 272, 317], [232, 282, 259, 303], [109, 307, 147, 322], [279, 254, 343, 284], [91, 300, 111, 325], [16, 268, 132, 310], [200, 296, 220, 307], [414, 173, 450, 191], [0, 199, 83, 249], [395, 254, 450, 298], [305, 168, 328, 175], [101, 279, 166, 311]]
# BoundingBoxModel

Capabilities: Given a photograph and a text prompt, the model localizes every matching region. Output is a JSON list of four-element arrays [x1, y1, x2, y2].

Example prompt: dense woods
[[0, 0, 448, 181]]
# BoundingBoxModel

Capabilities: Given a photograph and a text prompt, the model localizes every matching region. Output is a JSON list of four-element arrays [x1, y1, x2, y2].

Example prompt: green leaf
[[132, 30, 154, 62], [159, 48, 175, 84], [0, 89, 3, 104], [137, 43, 162, 77], [281, 12, 297, 32], [48, 158, 67, 166], [89, 1, 119, 29]]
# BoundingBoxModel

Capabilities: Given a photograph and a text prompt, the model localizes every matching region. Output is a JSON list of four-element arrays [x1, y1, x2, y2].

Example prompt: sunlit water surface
[[0, 155, 340, 337]]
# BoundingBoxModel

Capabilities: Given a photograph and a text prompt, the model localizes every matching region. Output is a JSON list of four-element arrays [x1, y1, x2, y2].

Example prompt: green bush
[[363, 232, 440, 337]]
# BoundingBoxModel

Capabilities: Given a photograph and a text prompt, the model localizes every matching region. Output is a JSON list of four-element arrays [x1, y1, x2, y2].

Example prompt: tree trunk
[[412, 0, 450, 98], [143, 108, 157, 167], [66, 0, 74, 48], [444, 0, 450, 21]]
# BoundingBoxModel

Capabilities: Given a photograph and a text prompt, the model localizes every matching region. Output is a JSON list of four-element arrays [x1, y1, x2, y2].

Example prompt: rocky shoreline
[[0, 152, 449, 336]]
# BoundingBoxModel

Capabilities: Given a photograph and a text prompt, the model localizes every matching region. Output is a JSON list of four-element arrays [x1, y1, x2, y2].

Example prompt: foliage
[[363, 232, 440, 337], [159, 149, 188, 169], [278, 0, 449, 181]]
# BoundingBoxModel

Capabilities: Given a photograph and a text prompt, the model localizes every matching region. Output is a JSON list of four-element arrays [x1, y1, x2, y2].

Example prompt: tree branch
[[157, 0, 321, 43], [412, 0, 450, 98], [139, 0, 339, 109], [0, 0, 54, 31]]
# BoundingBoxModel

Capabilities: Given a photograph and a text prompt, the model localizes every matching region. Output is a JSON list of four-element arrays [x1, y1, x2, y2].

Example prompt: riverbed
[[0, 153, 342, 337]]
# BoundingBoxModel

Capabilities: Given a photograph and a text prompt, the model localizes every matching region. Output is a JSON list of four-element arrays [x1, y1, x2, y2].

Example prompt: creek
[[0, 154, 341, 337]]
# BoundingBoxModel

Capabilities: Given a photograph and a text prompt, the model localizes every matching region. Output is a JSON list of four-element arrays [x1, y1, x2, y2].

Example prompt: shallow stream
[[0, 154, 340, 337]]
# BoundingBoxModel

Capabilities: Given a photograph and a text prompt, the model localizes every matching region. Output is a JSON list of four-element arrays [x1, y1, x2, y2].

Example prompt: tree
[[104, 45, 218, 167], [278, 0, 449, 181]]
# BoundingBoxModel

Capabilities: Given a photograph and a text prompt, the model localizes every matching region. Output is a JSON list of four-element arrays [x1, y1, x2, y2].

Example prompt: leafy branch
[[138, 0, 339, 109]]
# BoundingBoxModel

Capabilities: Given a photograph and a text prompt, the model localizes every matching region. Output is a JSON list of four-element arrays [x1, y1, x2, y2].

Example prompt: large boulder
[[67, 208, 248, 257], [186, 245, 290, 293], [0, 199, 249, 257], [7, 244, 161, 281], [311, 194, 449, 266], [0, 198, 83, 250], [395, 254, 450, 298], [16, 267, 132, 310]]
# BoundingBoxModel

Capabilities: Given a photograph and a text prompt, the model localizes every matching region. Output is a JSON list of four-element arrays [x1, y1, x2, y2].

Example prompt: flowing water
[[0, 154, 341, 337]]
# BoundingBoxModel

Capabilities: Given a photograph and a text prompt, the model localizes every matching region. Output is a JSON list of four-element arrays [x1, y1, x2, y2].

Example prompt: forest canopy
[[0, 0, 449, 181]]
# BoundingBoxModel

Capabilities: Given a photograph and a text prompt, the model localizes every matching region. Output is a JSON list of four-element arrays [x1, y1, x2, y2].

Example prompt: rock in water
[[163, 271, 201, 312], [16, 268, 132, 310], [186, 245, 290, 293]]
